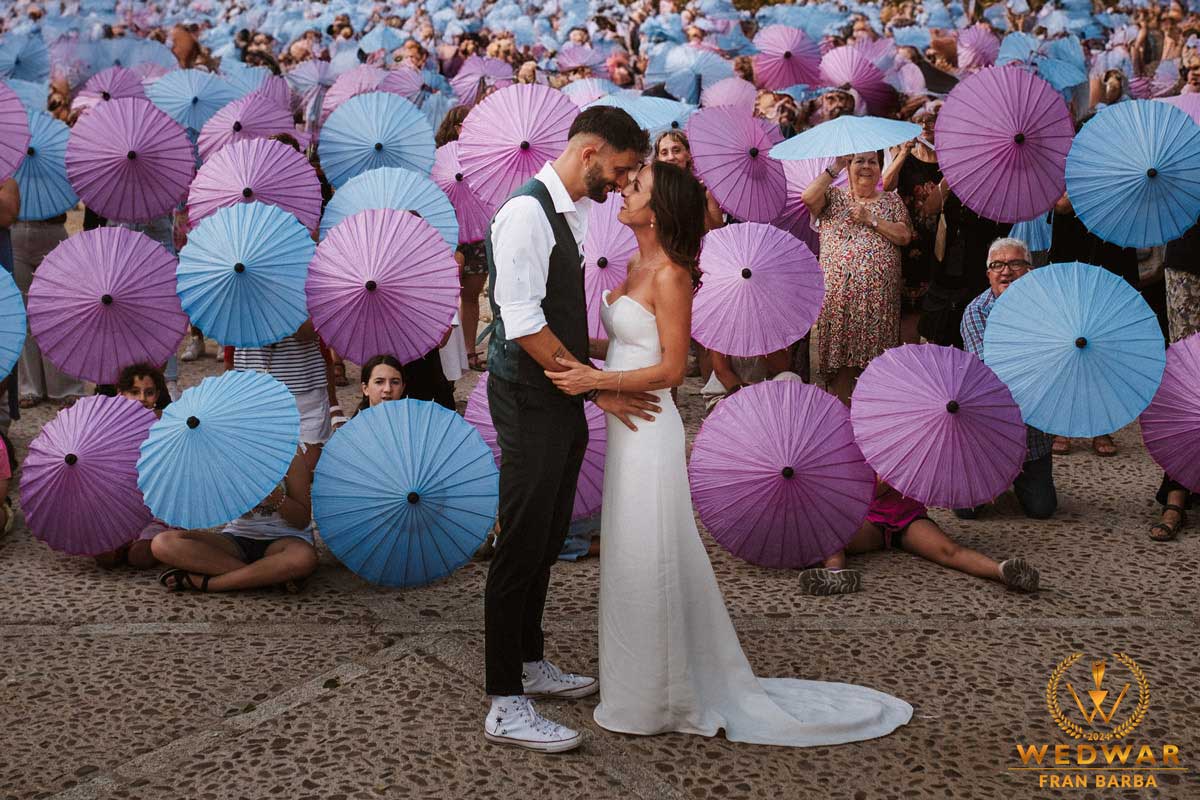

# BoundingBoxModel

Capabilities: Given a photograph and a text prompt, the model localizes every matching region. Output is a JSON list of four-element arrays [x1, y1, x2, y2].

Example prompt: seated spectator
[[956, 237, 1058, 520], [701, 349, 800, 414], [797, 479, 1041, 596], [152, 445, 317, 593], [95, 363, 172, 569]]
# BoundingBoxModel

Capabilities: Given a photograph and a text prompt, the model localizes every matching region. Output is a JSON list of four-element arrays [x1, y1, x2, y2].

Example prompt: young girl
[[798, 478, 1041, 596], [356, 354, 406, 413]]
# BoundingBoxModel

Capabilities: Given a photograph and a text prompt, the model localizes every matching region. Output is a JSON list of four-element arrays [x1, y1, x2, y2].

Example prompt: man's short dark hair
[[568, 106, 649, 158]]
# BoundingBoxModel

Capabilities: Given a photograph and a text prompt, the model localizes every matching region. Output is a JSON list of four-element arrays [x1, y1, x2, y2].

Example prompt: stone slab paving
[[1, 353, 1198, 799]]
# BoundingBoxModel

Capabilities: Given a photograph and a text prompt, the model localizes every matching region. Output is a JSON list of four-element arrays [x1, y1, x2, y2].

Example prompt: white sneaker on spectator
[[522, 659, 598, 699], [166, 380, 181, 403], [484, 695, 582, 753], [180, 334, 205, 362]]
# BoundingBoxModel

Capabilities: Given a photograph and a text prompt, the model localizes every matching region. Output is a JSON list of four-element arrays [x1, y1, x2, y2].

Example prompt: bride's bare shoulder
[[652, 260, 695, 296]]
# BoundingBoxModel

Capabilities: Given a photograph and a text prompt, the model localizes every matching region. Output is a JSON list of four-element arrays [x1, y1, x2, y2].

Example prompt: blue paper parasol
[[319, 166, 458, 248], [588, 94, 694, 138], [313, 399, 498, 587], [1065, 100, 1200, 249], [0, 268, 26, 378], [15, 110, 78, 221], [177, 201, 313, 347], [0, 33, 51, 83], [982, 261, 1166, 437], [645, 46, 733, 104], [146, 68, 244, 132], [770, 115, 922, 160], [319, 91, 436, 187], [137, 371, 300, 529]]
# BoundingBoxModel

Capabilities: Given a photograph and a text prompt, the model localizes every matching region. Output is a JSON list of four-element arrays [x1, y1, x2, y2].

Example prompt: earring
[[650, 219, 656, 228]]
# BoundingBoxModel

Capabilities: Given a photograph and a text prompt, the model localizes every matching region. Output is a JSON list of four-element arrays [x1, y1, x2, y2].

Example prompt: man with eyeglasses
[[955, 237, 1057, 521]]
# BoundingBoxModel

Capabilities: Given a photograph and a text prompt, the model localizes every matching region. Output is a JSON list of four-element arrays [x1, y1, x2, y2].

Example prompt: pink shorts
[[137, 520, 170, 541], [866, 489, 928, 548]]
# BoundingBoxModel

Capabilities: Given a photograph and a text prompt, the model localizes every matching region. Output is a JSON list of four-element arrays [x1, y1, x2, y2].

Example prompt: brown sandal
[[1092, 435, 1118, 457], [1150, 504, 1187, 541], [1052, 436, 1071, 455], [467, 351, 487, 372]]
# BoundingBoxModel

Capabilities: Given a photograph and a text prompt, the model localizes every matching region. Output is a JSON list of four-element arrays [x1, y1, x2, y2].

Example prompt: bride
[[547, 160, 913, 746]]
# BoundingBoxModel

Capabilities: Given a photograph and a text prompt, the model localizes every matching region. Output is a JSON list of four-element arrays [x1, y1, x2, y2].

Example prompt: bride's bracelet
[[617, 371, 624, 395]]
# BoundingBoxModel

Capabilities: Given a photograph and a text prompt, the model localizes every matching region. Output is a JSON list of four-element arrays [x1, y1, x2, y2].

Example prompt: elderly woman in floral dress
[[802, 151, 913, 405]]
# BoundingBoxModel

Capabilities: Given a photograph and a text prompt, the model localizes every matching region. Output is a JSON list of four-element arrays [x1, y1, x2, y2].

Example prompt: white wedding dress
[[592, 290, 914, 747]]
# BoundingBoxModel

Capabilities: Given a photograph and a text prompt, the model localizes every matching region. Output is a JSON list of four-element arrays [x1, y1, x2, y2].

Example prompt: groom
[[482, 106, 656, 753]]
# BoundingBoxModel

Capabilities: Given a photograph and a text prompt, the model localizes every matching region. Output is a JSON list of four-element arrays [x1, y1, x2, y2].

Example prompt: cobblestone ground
[[2, 339, 1198, 800]]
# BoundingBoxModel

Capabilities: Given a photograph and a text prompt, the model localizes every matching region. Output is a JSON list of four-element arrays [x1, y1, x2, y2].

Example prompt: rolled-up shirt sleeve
[[490, 196, 555, 340]]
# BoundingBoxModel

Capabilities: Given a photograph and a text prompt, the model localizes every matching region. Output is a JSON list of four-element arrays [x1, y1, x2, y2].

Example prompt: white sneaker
[[484, 696, 582, 753], [522, 659, 598, 699], [179, 335, 205, 362]]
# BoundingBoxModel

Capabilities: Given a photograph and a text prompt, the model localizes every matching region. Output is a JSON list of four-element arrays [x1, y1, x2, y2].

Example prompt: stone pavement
[[1, 356, 1198, 800]]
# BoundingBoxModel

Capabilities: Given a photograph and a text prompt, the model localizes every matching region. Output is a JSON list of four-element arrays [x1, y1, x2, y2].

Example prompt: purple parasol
[[21, 395, 158, 556], [457, 83, 579, 214], [451, 55, 515, 105], [27, 226, 187, 385], [431, 141, 492, 244], [307, 207, 460, 364], [197, 93, 294, 162], [753, 25, 822, 90], [1140, 332, 1200, 493], [0, 82, 30, 183], [935, 66, 1074, 224], [850, 344, 1027, 508], [773, 155, 846, 254], [820, 45, 894, 115], [187, 137, 323, 234], [557, 45, 610, 79], [464, 372, 606, 520], [957, 26, 1000, 73], [691, 221, 823, 357], [319, 64, 386, 122], [700, 76, 758, 110], [686, 106, 785, 223], [72, 65, 146, 114], [689, 380, 875, 569], [583, 195, 638, 339], [65, 97, 194, 224]]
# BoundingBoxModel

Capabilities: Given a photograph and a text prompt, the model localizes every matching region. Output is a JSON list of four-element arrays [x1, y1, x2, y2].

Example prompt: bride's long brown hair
[[647, 160, 707, 289]]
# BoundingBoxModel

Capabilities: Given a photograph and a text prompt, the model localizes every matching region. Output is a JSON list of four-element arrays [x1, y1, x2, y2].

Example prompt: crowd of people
[[0, 0, 1197, 610]]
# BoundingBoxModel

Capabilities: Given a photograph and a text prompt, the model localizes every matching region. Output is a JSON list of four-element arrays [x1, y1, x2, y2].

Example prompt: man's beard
[[583, 162, 612, 202]]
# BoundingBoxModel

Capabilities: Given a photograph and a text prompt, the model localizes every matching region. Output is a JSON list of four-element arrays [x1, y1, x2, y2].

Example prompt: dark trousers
[[1013, 454, 1057, 520], [484, 374, 588, 696]]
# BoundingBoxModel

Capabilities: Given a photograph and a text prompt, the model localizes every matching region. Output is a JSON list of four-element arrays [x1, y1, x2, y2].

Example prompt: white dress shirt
[[489, 162, 593, 340]]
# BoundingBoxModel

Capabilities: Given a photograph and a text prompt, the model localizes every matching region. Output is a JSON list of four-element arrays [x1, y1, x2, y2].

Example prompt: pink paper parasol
[[431, 141, 492, 244], [307, 208, 460, 364], [958, 26, 1000, 73], [700, 76, 758, 110], [556, 45, 610, 79], [27, 226, 188, 385], [1140, 332, 1200, 493], [464, 373, 606, 520], [753, 25, 822, 90], [65, 97, 195, 224], [451, 56, 515, 106], [318, 64, 385, 122], [72, 65, 146, 113], [850, 344, 1027, 508], [20, 395, 157, 556], [820, 45, 895, 115], [197, 93, 294, 162], [691, 221, 822, 357], [457, 83, 579, 214], [187, 137, 323, 234], [0, 82, 30, 182], [688, 380, 875, 569], [583, 195, 638, 339], [935, 66, 1074, 223], [686, 105, 785, 223], [772, 156, 846, 254]]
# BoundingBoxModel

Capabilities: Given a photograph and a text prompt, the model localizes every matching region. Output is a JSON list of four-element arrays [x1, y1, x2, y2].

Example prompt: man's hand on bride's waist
[[592, 390, 661, 432]]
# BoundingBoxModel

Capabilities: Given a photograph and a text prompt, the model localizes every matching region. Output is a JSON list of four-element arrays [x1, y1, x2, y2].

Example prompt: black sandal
[[158, 568, 211, 592], [1150, 504, 1187, 541]]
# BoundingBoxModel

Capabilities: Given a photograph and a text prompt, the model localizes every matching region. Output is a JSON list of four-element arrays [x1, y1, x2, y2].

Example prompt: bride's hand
[[546, 357, 601, 395]]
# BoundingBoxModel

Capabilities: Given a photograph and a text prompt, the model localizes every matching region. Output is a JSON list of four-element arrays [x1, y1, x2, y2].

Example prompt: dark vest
[[485, 178, 589, 394]]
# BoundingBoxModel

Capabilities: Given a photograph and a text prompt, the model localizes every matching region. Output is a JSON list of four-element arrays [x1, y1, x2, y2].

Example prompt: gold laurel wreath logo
[[1046, 653, 1150, 741]]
